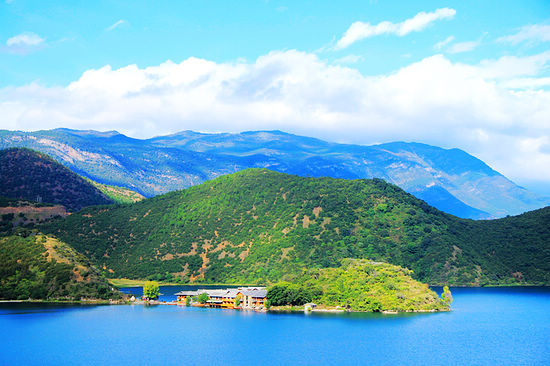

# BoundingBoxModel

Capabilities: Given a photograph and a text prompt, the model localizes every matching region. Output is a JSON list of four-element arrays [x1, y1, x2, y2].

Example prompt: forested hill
[[0, 148, 113, 211], [44, 169, 550, 286]]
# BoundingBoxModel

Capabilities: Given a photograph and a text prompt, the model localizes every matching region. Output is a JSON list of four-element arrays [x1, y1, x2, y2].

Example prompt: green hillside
[[0, 232, 120, 300], [0, 148, 114, 211], [43, 169, 550, 286]]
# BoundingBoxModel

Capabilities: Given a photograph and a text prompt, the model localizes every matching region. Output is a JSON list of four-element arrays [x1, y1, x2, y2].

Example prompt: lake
[[1, 287, 549, 365]]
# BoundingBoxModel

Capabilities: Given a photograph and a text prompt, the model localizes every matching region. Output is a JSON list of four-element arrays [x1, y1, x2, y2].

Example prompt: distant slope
[[86, 179, 145, 204], [0, 148, 113, 211], [0, 233, 120, 300], [43, 169, 550, 286], [1, 128, 548, 218], [410, 185, 490, 220]]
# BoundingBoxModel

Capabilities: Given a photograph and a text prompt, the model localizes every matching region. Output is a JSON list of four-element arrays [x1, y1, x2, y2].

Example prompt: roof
[[197, 289, 227, 297], [240, 289, 267, 298], [174, 291, 199, 296], [225, 289, 240, 298]]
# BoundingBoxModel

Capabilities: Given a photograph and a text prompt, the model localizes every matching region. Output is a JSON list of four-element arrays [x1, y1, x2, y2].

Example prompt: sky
[[1, 0, 550, 194]]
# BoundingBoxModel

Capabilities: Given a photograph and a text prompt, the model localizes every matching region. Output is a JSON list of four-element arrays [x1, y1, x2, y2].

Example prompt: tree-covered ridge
[[44, 169, 550, 286], [0, 233, 120, 300], [268, 259, 449, 312], [0, 148, 113, 211]]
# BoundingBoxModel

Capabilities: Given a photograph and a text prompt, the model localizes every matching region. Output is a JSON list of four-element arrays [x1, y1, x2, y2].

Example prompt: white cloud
[[334, 54, 364, 64], [501, 77, 550, 89], [476, 51, 550, 79], [498, 24, 550, 44], [4, 32, 44, 54], [336, 8, 456, 49], [447, 40, 480, 54], [2, 49, 550, 186], [106, 20, 127, 32], [6, 32, 44, 47], [434, 36, 454, 50]]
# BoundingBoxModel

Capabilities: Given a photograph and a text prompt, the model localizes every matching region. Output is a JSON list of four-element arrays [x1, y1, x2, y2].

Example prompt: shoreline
[[0, 299, 124, 305], [268, 306, 449, 314], [0, 299, 448, 313], [109, 278, 549, 289]]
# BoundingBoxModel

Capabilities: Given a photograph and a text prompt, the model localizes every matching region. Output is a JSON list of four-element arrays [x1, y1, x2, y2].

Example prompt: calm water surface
[[1, 287, 549, 365]]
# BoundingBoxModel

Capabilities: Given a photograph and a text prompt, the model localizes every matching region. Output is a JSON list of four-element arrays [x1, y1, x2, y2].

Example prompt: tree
[[441, 285, 453, 306], [234, 295, 241, 307], [197, 292, 209, 304], [143, 281, 159, 300]]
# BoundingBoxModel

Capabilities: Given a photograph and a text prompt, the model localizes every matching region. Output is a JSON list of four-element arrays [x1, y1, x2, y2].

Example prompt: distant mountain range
[[1, 128, 548, 219]]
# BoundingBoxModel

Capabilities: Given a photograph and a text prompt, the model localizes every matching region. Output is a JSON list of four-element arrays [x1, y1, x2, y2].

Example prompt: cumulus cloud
[[336, 8, 456, 49], [501, 77, 550, 89], [498, 24, 550, 45], [106, 20, 127, 32], [2, 49, 550, 186]]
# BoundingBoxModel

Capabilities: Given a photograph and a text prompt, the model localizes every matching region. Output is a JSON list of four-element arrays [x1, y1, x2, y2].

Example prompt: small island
[[266, 259, 452, 312], [171, 259, 451, 313]]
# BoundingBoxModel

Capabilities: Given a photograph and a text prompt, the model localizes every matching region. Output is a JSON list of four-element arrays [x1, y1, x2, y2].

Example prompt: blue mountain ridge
[[1, 128, 548, 219]]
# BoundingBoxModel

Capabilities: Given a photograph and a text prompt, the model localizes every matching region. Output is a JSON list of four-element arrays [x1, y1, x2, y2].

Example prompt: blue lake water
[[1, 287, 549, 365]]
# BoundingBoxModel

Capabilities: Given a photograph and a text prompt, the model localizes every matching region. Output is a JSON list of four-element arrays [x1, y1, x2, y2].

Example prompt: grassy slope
[[87, 179, 145, 204], [44, 169, 550, 286], [0, 233, 120, 300]]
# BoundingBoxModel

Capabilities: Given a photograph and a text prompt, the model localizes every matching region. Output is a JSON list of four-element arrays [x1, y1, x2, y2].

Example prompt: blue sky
[[1, 0, 550, 193], [2, 0, 548, 85]]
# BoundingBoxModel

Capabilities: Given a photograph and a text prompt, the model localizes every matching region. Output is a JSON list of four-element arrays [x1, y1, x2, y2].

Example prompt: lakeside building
[[175, 287, 267, 309]]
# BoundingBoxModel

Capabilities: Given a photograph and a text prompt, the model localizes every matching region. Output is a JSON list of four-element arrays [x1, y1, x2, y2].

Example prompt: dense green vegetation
[[0, 148, 113, 211], [142, 281, 159, 300], [0, 232, 120, 300], [267, 282, 322, 306], [268, 259, 449, 312], [42, 169, 550, 286], [197, 293, 209, 304]]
